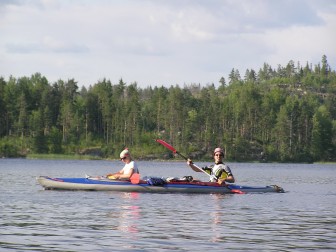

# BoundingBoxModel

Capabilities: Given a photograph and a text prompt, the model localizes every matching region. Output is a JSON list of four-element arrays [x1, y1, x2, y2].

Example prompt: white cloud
[[6, 36, 89, 54], [0, 0, 335, 87], [260, 11, 336, 68]]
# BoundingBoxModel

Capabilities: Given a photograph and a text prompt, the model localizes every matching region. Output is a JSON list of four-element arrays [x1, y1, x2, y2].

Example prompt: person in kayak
[[106, 148, 139, 180], [187, 147, 235, 184]]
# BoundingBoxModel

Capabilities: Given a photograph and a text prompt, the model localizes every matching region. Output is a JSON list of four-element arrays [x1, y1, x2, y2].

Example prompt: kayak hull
[[36, 176, 284, 194]]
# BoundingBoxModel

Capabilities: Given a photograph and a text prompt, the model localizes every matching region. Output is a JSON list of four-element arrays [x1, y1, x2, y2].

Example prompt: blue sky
[[1, 0, 335, 88]]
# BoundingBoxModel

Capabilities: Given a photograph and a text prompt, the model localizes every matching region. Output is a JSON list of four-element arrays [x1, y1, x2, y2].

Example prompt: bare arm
[[225, 175, 235, 183], [187, 159, 203, 172], [218, 174, 235, 184], [118, 168, 134, 179], [106, 168, 126, 179]]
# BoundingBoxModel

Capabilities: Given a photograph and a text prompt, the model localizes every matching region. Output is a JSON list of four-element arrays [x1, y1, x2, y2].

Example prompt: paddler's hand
[[106, 174, 117, 180], [209, 175, 218, 182], [187, 158, 193, 165]]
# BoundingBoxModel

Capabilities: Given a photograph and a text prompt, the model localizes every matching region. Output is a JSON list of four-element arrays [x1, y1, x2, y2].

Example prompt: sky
[[1, 0, 335, 89]]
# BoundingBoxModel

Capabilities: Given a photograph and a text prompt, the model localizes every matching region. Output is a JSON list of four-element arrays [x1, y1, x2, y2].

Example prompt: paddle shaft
[[156, 139, 244, 194], [189, 161, 244, 194], [156, 139, 215, 178]]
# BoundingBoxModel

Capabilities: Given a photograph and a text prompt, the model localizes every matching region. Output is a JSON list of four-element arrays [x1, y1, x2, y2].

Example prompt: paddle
[[156, 139, 215, 178], [156, 139, 189, 160], [156, 139, 245, 194]]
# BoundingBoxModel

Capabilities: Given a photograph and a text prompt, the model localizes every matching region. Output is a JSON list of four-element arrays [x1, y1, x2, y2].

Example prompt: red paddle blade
[[230, 189, 245, 194], [130, 173, 140, 184], [156, 139, 177, 153]]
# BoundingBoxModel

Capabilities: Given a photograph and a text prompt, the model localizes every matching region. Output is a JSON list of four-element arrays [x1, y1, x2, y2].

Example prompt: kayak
[[36, 176, 284, 194]]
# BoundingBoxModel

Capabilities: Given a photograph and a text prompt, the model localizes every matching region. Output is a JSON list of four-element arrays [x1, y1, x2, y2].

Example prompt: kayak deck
[[36, 176, 284, 194]]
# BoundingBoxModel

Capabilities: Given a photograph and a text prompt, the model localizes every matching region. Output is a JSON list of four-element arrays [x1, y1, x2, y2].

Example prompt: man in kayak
[[106, 148, 139, 180], [187, 147, 235, 184]]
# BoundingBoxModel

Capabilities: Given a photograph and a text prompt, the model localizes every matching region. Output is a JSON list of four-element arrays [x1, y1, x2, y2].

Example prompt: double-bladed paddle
[[156, 139, 244, 194], [156, 139, 189, 160]]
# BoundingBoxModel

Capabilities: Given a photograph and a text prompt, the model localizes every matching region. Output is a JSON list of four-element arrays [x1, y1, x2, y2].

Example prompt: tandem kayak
[[36, 176, 284, 194]]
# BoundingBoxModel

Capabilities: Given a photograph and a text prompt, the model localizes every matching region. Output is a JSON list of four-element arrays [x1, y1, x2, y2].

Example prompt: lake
[[0, 159, 335, 251]]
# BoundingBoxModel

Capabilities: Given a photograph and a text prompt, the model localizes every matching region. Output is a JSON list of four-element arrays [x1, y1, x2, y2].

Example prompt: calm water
[[0, 159, 335, 251]]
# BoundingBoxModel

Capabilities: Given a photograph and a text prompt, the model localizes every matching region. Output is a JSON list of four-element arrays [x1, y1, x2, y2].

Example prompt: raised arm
[[187, 159, 203, 172]]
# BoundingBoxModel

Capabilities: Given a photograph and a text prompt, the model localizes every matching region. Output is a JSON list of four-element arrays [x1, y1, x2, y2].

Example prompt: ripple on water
[[0, 160, 335, 251]]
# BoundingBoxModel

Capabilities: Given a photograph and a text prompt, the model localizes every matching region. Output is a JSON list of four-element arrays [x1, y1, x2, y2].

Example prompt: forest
[[0, 55, 335, 162]]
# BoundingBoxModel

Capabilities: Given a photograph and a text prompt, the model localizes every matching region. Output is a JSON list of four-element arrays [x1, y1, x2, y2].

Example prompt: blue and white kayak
[[36, 176, 284, 194]]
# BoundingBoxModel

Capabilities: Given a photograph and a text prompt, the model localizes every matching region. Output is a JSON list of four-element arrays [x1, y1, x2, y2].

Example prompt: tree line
[[0, 55, 335, 162]]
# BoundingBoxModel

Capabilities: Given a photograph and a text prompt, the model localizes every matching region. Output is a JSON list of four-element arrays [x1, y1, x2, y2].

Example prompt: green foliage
[[0, 137, 21, 157], [0, 55, 335, 162], [49, 126, 63, 154], [311, 105, 333, 161]]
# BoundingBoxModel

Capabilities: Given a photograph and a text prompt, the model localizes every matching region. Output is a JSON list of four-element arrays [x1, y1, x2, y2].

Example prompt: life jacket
[[203, 163, 230, 180]]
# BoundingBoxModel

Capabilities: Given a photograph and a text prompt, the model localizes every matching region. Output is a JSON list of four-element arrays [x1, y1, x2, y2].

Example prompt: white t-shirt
[[121, 161, 139, 175]]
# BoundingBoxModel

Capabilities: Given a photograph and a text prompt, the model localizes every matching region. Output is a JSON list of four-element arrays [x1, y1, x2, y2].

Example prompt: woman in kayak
[[106, 148, 139, 180], [187, 147, 235, 184]]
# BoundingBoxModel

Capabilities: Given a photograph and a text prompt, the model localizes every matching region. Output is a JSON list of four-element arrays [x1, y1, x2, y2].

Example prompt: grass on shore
[[27, 153, 103, 160]]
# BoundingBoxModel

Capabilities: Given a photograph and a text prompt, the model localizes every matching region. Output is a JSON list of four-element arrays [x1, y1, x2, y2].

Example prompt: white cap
[[120, 148, 130, 159]]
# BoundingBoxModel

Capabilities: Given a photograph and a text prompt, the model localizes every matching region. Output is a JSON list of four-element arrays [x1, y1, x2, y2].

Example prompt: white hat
[[120, 148, 130, 159]]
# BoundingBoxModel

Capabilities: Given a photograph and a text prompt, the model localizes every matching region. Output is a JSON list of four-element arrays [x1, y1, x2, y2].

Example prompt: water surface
[[0, 159, 335, 251]]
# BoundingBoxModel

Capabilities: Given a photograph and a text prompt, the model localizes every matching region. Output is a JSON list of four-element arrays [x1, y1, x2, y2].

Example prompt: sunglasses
[[214, 154, 223, 157], [120, 157, 127, 160]]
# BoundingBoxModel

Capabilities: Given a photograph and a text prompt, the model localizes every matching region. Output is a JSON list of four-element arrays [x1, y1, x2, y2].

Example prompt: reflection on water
[[0, 159, 335, 251], [210, 194, 227, 243], [107, 192, 141, 234]]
